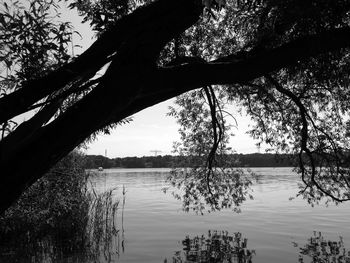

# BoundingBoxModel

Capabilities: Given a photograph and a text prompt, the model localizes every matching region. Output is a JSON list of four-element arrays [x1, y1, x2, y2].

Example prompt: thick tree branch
[[0, 0, 202, 124], [160, 27, 350, 87], [0, 0, 203, 213], [0, 100, 61, 161]]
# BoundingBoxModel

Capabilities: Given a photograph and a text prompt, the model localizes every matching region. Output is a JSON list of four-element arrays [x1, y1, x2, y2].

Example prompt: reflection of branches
[[295, 231, 350, 263], [168, 230, 255, 263], [265, 75, 350, 203]]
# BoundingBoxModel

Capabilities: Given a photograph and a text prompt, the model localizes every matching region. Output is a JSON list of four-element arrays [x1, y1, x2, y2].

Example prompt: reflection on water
[[295, 231, 350, 263], [169, 230, 254, 263], [165, 230, 350, 263], [0, 234, 87, 263], [166, 230, 350, 263], [1, 168, 350, 262]]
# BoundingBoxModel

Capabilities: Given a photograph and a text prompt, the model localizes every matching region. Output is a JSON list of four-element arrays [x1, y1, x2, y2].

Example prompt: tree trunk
[[0, 0, 202, 214]]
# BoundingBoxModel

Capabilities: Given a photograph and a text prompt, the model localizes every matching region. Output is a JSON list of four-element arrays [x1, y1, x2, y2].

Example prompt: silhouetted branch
[[265, 74, 350, 202]]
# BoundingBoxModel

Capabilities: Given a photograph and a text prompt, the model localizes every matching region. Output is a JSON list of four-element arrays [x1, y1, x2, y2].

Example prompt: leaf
[[0, 14, 6, 27], [73, 30, 82, 39]]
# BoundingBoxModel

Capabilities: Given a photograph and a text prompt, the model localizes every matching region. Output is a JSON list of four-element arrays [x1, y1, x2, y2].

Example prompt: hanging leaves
[[0, 0, 74, 83]]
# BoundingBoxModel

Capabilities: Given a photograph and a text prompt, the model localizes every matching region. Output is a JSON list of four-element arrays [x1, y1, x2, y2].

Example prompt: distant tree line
[[84, 153, 295, 169]]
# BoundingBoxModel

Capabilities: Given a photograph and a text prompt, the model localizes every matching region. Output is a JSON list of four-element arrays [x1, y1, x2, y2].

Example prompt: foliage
[[0, 0, 73, 82], [68, 0, 130, 35], [0, 152, 123, 262], [0, 0, 75, 139], [227, 69, 350, 204], [165, 0, 350, 206], [166, 89, 255, 213], [0, 0, 132, 141], [0, 151, 89, 239]]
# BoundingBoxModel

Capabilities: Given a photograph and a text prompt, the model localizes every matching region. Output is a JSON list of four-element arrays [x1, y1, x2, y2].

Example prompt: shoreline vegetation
[[85, 153, 296, 169], [0, 152, 123, 262]]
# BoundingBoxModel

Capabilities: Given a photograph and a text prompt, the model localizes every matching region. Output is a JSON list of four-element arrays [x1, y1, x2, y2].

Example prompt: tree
[[1, 0, 350, 213]]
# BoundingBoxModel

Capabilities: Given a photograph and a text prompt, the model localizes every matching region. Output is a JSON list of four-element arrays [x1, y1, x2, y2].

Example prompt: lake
[[89, 167, 350, 263]]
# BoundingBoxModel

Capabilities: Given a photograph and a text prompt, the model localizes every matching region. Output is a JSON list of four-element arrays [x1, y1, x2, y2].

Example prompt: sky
[[84, 98, 263, 158], [59, 3, 263, 158]]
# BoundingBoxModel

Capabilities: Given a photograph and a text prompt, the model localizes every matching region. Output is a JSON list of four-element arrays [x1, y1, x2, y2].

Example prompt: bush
[[0, 151, 91, 261], [0, 151, 122, 262]]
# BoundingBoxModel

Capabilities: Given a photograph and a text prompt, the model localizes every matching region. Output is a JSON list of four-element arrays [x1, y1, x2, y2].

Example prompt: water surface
[[91, 167, 350, 262]]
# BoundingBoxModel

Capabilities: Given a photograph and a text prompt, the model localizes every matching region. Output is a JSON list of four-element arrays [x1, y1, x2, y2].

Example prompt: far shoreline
[[84, 153, 296, 169]]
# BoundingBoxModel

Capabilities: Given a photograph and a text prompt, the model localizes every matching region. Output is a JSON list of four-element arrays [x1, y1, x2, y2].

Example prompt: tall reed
[[0, 153, 125, 263]]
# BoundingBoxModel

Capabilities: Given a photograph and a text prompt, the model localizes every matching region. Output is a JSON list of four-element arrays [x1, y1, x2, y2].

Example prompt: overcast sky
[[84, 98, 263, 158], [60, 3, 262, 158]]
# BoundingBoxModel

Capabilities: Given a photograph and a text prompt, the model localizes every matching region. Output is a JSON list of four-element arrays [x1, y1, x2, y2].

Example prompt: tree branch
[[0, 100, 61, 162], [265, 75, 350, 202], [0, 0, 203, 124], [160, 27, 350, 87]]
